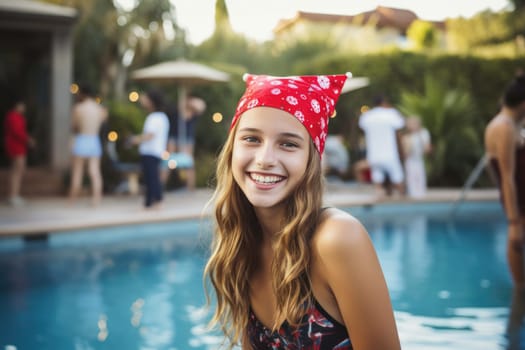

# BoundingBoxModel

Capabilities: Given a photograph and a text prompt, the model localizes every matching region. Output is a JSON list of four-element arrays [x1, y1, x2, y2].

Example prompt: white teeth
[[251, 174, 283, 184]]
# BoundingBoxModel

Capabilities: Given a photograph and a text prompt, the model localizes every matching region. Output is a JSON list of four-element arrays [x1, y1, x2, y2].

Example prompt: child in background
[[4, 97, 35, 207]]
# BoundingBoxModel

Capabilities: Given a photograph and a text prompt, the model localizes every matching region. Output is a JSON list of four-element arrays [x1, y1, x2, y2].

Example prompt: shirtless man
[[68, 84, 108, 206]]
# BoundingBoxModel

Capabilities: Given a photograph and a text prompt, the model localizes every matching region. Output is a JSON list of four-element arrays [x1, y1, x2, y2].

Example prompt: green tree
[[214, 0, 232, 34], [398, 76, 481, 186], [42, 0, 184, 99], [510, 0, 525, 10], [446, 9, 525, 56], [193, 0, 265, 71], [407, 20, 438, 50]]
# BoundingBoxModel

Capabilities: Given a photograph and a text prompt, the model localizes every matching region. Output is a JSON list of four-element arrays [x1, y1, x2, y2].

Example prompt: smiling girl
[[204, 73, 400, 350]]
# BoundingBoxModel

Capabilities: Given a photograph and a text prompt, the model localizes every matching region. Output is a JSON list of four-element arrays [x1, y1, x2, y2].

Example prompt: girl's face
[[232, 107, 310, 211]]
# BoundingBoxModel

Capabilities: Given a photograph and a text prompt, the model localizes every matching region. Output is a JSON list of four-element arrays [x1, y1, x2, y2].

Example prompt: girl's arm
[[317, 211, 401, 350]]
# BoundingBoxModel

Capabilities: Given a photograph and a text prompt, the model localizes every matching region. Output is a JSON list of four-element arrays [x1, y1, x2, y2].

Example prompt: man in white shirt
[[358, 95, 405, 197], [131, 89, 169, 209]]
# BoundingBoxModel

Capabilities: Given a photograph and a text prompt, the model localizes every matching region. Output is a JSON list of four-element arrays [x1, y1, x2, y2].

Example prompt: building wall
[[274, 19, 408, 52]]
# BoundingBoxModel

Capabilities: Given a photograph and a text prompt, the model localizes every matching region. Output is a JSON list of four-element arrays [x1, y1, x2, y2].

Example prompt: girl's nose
[[255, 143, 276, 169]]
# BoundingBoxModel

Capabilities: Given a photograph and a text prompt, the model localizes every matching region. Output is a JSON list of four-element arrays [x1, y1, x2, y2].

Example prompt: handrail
[[449, 153, 489, 215]]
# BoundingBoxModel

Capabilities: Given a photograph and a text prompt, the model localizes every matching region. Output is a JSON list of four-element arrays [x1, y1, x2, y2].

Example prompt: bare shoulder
[[486, 116, 514, 137], [313, 208, 371, 257], [313, 209, 401, 349]]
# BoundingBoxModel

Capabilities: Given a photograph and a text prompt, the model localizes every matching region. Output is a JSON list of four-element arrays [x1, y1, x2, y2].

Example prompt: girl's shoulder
[[320, 206, 357, 220], [487, 115, 516, 134], [319, 206, 362, 227], [313, 208, 370, 255]]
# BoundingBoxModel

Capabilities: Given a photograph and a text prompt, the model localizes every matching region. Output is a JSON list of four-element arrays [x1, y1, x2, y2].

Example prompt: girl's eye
[[281, 141, 298, 149], [242, 136, 259, 143]]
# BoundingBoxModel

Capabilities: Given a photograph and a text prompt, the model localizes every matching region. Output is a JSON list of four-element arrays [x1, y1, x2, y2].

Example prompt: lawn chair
[[106, 141, 141, 194]]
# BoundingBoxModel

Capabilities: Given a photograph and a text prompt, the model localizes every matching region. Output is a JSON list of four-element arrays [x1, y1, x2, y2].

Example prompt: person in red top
[[3, 98, 35, 206]]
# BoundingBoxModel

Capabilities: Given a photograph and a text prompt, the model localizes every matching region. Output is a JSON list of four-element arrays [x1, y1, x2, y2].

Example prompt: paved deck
[[0, 183, 500, 237]]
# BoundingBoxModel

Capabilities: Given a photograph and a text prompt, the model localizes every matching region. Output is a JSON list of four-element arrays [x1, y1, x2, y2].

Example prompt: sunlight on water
[[0, 203, 521, 350], [396, 308, 508, 349]]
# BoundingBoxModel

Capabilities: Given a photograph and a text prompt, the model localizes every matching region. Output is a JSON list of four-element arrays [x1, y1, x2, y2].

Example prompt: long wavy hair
[[204, 121, 324, 347]]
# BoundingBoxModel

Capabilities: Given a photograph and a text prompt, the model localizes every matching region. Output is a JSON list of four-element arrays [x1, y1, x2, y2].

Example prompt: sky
[[171, 0, 510, 44]]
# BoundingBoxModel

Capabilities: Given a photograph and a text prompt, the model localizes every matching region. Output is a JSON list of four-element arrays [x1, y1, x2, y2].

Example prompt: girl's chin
[[246, 195, 287, 211]]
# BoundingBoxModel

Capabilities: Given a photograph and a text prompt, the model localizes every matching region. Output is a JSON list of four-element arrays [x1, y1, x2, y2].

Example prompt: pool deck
[[0, 183, 499, 237]]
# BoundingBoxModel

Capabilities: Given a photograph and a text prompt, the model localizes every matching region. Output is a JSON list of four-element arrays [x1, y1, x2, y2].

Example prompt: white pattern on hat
[[318, 76, 330, 89], [247, 99, 259, 109], [237, 98, 246, 111], [311, 99, 320, 113], [294, 110, 305, 122], [286, 96, 298, 106]]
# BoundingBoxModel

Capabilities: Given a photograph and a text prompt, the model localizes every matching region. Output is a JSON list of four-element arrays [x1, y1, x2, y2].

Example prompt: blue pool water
[[0, 201, 521, 349]]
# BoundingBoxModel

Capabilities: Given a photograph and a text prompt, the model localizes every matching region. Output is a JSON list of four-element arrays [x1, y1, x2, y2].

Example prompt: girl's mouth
[[249, 173, 285, 185]]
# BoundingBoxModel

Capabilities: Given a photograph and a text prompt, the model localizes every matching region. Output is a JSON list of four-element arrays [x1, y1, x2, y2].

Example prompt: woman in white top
[[403, 116, 432, 198]]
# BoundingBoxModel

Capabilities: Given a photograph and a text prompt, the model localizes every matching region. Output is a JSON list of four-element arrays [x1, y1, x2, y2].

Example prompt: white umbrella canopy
[[342, 76, 369, 94], [130, 59, 230, 148], [130, 59, 230, 84]]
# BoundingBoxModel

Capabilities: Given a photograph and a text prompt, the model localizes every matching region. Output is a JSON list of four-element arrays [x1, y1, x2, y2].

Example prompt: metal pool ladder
[[450, 153, 490, 215]]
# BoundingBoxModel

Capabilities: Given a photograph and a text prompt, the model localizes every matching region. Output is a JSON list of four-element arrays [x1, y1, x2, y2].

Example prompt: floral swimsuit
[[247, 299, 352, 349]]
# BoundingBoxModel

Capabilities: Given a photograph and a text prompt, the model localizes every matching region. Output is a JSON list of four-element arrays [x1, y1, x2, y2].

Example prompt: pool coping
[[0, 185, 500, 237]]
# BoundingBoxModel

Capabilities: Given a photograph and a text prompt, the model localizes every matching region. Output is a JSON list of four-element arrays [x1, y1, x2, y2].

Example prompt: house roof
[[360, 6, 418, 32], [274, 6, 443, 35]]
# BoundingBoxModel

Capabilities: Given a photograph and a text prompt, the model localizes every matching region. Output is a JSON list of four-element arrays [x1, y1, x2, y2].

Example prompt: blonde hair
[[204, 122, 324, 347]]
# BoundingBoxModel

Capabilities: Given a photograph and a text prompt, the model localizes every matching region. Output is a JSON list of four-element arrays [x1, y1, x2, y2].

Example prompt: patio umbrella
[[130, 59, 230, 148], [341, 76, 369, 94]]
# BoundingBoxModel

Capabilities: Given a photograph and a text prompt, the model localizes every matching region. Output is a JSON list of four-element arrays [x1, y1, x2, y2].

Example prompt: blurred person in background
[[68, 84, 108, 206], [485, 73, 525, 287], [402, 116, 432, 198], [358, 95, 405, 197], [322, 134, 349, 180], [130, 89, 169, 209], [169, 95, 206, 191], [3, 97, 35, 207]]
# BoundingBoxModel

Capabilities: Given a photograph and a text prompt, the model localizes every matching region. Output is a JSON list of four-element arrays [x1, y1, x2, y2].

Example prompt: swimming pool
[[0, 201, 519, 349]]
